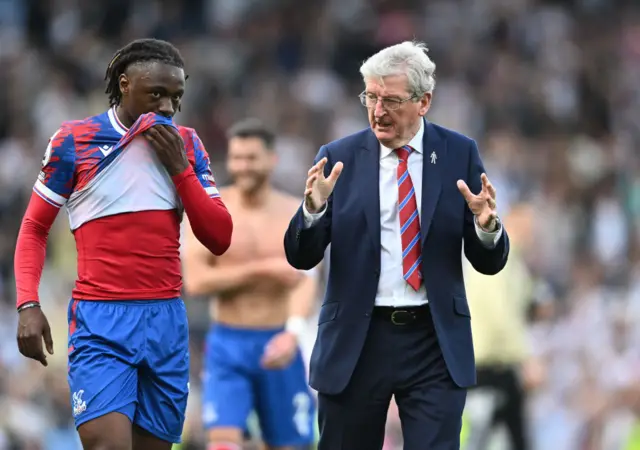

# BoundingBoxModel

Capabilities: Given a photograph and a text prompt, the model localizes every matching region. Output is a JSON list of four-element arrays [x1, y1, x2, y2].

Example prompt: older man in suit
[[283, 41, 510, 450]]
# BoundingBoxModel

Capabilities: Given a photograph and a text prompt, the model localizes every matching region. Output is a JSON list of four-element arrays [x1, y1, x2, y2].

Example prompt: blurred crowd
[[1, 0, 639, 448]]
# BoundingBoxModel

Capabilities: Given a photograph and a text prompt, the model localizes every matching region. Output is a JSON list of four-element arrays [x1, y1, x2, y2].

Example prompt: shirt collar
[[380, 118, 425, 159]]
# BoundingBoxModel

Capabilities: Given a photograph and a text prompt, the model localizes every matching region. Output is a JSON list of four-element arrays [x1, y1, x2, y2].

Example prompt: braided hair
[[104, 38, 185, 107]]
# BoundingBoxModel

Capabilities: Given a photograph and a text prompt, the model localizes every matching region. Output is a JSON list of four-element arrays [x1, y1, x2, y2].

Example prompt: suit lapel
[[358, 132, 381, 258], [421, 120, 445, 246]]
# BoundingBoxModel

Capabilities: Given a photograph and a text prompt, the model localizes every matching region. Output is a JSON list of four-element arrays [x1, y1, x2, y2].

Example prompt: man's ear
[[119, 73, 129, 97]]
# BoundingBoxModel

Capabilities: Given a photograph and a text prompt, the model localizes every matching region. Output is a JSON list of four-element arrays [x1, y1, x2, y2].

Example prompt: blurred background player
[[463, 203, 546, 450], [183, 118, 319, 450], [14, 39, 232, 450]]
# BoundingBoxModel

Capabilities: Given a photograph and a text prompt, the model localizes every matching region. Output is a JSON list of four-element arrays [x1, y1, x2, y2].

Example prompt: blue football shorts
[[202, 323, 315, 447], [67, 298, 190, 443]]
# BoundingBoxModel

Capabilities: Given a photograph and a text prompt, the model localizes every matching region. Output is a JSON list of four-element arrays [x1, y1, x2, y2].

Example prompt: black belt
[[372, 304, 430, 325]]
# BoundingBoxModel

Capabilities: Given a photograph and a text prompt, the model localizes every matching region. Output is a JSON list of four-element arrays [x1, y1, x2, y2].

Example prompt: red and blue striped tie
[[395, 145, 422, 290]]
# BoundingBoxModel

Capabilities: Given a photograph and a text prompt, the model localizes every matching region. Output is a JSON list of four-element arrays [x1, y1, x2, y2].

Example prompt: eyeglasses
[[358, 91, 418, 111]]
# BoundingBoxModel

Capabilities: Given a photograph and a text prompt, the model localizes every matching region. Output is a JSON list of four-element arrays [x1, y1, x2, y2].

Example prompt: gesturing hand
[[145, 125, 190, 176], [17, 306, 54, 367], [457, 173, 498, 232], [304, 157, 343, 214]]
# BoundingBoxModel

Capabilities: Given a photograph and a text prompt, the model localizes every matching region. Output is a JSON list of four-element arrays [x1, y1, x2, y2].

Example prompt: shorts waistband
[[71, 298, 181, 306], [210, 322, 285, 336]]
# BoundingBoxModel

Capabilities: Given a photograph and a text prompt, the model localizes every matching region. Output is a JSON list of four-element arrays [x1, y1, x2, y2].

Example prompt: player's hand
[[304, 157, 343, 214], [145, 125, 190, 176], [261, 331, 298, 370], [521, 357, 546, 391], [457, 173, 498, 231], [254, 258, 303, 288], [16, 306, 54, 367]]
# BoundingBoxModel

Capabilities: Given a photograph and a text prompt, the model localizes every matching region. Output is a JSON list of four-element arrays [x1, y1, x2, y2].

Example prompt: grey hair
[[359, 41, 436, 96]]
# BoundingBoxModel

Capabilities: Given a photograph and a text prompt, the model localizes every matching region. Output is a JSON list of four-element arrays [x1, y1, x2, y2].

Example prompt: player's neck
[[115, 105, 134, 129], [239, 185, 272, 208]]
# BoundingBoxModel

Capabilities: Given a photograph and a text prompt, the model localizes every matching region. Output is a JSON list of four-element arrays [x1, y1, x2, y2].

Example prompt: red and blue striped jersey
[[35, 107, 219, 226], [15, 108, 232, 305]]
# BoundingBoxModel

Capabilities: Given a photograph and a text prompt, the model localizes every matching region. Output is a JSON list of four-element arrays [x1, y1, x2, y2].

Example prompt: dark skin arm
[[144, 125, 190, 176], [17, 305, 53, 366]]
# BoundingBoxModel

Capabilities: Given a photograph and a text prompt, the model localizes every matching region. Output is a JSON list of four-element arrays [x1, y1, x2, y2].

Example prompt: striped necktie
[[395, 145, 422, 290]]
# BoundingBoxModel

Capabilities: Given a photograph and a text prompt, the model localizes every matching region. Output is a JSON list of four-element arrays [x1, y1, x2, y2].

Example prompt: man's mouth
[[375, 121, 392, 129]]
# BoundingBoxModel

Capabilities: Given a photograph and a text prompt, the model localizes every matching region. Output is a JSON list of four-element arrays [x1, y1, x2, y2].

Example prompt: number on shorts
[[292, 392, 311, 437]]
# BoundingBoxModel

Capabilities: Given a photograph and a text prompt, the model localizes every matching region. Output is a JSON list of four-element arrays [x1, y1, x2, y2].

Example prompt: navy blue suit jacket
[[284, 120, 510, 395]]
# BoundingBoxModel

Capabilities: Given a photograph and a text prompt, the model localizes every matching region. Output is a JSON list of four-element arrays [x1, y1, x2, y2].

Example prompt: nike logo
[[99, 145, 114, 157]]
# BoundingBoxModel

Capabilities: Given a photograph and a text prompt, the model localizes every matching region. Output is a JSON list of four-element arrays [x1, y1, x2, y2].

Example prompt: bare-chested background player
[[183, 118, 319, 450]]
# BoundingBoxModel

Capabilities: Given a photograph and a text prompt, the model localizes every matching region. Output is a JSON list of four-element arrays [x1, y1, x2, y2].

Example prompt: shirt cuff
[[474, 216, 502, 249], [302, 202, 327, 229]]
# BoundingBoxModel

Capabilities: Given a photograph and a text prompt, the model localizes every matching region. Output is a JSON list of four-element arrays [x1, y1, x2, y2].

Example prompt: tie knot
[[395, 145, 412, 162]]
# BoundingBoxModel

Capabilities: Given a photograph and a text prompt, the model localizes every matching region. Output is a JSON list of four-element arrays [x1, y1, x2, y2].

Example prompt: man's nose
[[157, 99, 175, 118], [374, 100, 386, 118]]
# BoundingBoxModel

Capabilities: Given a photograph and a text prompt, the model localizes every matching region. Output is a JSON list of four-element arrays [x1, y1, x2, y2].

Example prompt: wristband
[[285, 316, 306, 338], [17, 302, 40, 313]]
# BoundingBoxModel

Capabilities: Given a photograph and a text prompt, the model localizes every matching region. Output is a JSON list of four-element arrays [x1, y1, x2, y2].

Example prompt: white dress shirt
[[303, 120, 502, 307]]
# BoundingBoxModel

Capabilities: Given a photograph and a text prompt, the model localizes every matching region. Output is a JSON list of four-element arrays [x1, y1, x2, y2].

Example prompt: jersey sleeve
[[187, 130, 220, 198], [33, 124, 76, 208]]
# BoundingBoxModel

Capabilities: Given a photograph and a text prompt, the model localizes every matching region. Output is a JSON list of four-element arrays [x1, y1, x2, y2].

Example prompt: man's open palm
[[457, 173, 498, 231], [304, 157, 343, 213]]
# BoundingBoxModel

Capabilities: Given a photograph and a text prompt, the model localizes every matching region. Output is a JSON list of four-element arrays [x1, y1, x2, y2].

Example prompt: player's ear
[[118, 74, 130, 97]]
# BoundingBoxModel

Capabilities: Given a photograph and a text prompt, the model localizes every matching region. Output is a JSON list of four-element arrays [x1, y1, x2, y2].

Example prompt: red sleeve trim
[[172, 166, 233, 255], [15, 192, 60, 308]]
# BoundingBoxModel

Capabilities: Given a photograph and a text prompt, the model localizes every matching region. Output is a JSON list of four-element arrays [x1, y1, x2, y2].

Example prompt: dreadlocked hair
[[104, 38, 185, 107]]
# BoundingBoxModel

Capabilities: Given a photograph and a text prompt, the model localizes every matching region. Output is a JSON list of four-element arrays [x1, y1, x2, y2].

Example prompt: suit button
[[364, 312, 371, 317], [374, 270, 380, 276]]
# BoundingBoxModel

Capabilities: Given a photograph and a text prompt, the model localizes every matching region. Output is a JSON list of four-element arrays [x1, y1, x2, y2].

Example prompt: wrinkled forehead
[[364, 74, 411, 97], [126, 61, 185, 89]]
